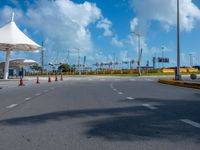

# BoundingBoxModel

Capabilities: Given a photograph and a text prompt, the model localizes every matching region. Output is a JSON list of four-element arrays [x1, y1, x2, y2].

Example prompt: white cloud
[[0, 0, 115, 64], [130, 17, 138, 32], [24, 0, 102, 54], [96, 17, 113, 36], [111, 36, 124, 47], [131, 0, 200, 32]]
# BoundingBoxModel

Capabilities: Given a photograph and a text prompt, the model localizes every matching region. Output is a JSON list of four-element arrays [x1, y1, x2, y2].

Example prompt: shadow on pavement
[[0, 98, 200, 142]]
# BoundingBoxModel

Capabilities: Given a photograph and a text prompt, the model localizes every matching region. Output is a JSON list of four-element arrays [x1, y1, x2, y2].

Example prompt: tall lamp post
[[176, 0, 181, 80], [131, 31, 141, 76]]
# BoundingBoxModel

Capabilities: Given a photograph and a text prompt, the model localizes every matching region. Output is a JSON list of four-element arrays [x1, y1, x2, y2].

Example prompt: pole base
[[175, 74, 182, 81]]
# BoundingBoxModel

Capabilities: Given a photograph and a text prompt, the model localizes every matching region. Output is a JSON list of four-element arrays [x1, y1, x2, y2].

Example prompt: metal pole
[[176, 0, 181, 80], [162, 47, 164, 68], [189, 54, 193, 67], [41, 41, 44, 73], [77, 49, 80, 75], [138, 35, 141, 76], [4, 48, 11, 80]]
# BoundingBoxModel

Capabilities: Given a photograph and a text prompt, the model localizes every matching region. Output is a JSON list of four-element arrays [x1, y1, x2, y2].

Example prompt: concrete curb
[[158, 78, 200, 89]]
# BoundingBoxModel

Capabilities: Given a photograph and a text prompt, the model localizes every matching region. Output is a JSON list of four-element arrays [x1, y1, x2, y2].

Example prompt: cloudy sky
[[0, 0, 200, 68]]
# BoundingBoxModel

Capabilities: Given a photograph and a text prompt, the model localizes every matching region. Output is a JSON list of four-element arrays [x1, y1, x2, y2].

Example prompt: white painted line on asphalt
[[129, 79, 136, 81], [126, 97, 135, 100], [146, 79, 153, 81], [24, 97, 31, 101], [88, 79, 93, 81], [115, 79, 120, 81], [35, 93, 41, 96], [113, 89, 117, 91], [142, 104, 157, 110], [118, 92, 124, 95], [180, 119, 200, 129], [100, 79, 106, 81], [44, 90, 49, 92], [6, 104, 18, 108]]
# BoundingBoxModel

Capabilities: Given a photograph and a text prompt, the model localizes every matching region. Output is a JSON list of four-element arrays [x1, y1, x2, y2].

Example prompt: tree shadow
[[0, 98, 200, 142]]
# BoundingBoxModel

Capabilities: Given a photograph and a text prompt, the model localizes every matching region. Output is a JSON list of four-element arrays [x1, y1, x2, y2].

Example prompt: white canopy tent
[[0, 12, 41, 79], [0, 59, 37, 68], [10, 59, 38, 67]]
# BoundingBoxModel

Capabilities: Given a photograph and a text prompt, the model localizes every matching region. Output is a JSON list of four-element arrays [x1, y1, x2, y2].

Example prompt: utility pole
[[77, 48, 80, 75], [189, 54, 193, 67], [131, 31, 141, 76], [41, 41, 44, 73], [176, 0, 181, 80], [161, 46, 164, 68]]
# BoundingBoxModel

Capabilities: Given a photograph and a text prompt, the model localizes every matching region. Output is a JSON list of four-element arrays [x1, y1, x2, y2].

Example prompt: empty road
[[0, 76, 200, 150]]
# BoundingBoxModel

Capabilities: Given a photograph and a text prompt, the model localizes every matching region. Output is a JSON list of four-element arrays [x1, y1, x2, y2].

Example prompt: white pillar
[[3, 49, 11, 80]]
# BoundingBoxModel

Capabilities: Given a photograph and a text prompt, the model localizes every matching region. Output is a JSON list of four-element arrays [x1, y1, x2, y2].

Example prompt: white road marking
[[146, 79, 153, 81], [6, 104, 18, 108], [118, 92, 124, 95], [126, 97, 135, 100], [24, 97, 31, 101], [88, 79, 93, 81], [129, 79, 136, 81], [142, 104, 157, 110], [180, 119, 200, 129], [113, 89, 117, 91], [44, 90, 49, 92], [35, 93, 41, 96], [115, 79, 120, 81]]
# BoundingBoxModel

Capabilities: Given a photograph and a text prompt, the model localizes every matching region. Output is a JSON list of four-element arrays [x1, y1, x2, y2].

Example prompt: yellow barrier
[[159, 78, 200, 89]]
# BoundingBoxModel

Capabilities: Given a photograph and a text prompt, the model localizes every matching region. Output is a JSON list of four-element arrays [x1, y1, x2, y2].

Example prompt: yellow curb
[[158, 78, 200, 89]]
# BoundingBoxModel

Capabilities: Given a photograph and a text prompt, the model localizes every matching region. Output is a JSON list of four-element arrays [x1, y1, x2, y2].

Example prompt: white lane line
[[180, 119, 200, 129], [24, 97, 31, 101], [44, 90, 49, 92], [6, 104, 18, 108], [100, 79, 106, 81], [115, 79, 120, 81], [146, 79, 153, 81], [118, 92, 124, 95], [129, 79, 136, 81], [35, 93, 41, 96], [142, 104, 157, 110], [113, 89, 117, 91], [126, 97, 135, 100]]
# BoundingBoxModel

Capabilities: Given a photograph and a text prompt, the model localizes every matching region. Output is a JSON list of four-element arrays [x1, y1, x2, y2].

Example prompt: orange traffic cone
[[48, 76, 51, 83], [36, 76, 40, 84], [19, 77, 25, 86]]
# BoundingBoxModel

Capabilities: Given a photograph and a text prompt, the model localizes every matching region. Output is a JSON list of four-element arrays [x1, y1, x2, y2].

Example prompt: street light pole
[[132, 32, 141, 76], [176, 0, 181, 80], [77, 48, 81, 75], [161, 46, 164, 69]]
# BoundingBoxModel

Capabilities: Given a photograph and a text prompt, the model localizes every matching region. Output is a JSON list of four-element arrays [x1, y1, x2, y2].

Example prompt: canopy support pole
[[3, 49, 11, 80]]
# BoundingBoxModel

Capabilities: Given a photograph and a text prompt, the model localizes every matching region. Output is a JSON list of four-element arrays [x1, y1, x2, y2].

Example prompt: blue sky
[[0, 0, 200, 68]]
